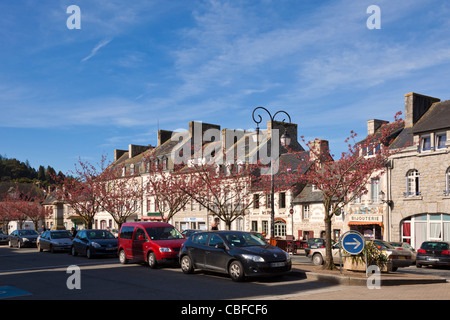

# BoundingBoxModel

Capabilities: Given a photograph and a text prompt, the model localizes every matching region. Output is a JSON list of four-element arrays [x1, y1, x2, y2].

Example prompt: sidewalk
[[290, 256, 448, 286]]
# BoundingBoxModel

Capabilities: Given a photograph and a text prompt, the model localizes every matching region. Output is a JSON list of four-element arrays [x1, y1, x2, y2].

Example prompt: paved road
[[1, 247, 449, 302]]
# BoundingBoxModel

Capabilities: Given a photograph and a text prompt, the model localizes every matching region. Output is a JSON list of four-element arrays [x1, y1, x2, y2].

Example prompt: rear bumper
[[416, 256, 450, 266]]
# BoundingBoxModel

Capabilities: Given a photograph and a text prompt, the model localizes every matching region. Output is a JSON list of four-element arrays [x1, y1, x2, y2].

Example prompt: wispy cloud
[[81, 38, 113, 62]]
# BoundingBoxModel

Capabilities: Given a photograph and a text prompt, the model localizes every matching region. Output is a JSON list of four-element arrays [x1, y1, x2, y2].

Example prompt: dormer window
[[420, 135, 431, 152], [436, 132, 447, 150]]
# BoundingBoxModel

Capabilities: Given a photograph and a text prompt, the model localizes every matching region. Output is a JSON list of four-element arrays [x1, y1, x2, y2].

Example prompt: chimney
[[404, 92, 440, 127], [157, 130, 174, 147], [367, 119, 388, 135], [128, 144, 152, 159], [114, 149, 127, 162], [267, 120, 304, 152], [309, 139, 330, 161]]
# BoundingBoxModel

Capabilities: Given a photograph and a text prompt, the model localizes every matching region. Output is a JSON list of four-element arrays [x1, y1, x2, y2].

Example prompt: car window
[[421, 242, 449, 250], [134, 228, 147, 241], [145, 227, 184, 240], [51, 231, 72, 239], [225, 233, 266, 247], [87, 230, 115, 239], [119, 226, 135, 240], [192, 233, 208, 245], [18, 230, 38, 236], [208, 234, 224, 247]]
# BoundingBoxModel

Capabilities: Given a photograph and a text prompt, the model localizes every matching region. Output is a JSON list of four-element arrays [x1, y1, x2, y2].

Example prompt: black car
[[0, 230, 9, 244], [71, 229, 118, 259], [416, 241, 450, 268], [8, 229, 39, 248], [179, 231, 292, 282]]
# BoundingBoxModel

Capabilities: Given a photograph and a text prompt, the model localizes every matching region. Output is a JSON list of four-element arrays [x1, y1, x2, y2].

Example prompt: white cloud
[[81, 38, 113, 62]]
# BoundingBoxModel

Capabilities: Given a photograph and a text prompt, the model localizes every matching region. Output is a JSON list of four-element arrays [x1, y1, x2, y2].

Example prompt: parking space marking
[[0, 286, 32, 299]]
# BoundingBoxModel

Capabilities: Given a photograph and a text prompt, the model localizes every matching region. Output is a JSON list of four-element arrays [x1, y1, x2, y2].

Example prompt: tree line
[[0, 155, 66, 187]]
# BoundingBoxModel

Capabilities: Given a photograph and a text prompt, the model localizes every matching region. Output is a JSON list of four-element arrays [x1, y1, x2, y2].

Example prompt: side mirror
[[138, 235, 146, 242], [215, 243, 226, 250]]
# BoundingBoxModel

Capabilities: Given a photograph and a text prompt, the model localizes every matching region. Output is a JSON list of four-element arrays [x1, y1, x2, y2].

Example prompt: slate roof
[[412, 99, 450, 134]]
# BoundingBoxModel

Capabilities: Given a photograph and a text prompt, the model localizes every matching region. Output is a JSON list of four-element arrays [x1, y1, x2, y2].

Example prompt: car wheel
[[86, 248, 94, 259], [312, 253, 323, 266], [181, 255, 194, 274], [71, 246, 78, 256], [119, 249, 128, 264], [229, 260, 245, 282], [148, 252, 158, 269], [416, 263, 422, 268]]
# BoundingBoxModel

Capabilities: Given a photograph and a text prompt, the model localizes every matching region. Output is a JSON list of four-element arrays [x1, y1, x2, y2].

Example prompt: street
[[1, 246, 449, 302]]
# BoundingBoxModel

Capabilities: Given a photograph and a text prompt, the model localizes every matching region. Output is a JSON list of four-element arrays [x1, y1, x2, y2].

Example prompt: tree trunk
[[323, 209, 336, 270]]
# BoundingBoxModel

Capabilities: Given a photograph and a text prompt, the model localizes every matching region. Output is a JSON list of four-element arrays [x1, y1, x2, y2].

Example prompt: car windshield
[[51, 231, 72, 239], [224, 233, 267, 247], [421, 242, 449, 250], [86, 230, 115, 239], [145, 227, 184, 240], [18, 230, 38, 236], [372, 240, 395, 249]]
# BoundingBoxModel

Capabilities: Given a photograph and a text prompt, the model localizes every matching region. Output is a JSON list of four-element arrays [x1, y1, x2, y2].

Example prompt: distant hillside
[[0, 155, 65, 187]]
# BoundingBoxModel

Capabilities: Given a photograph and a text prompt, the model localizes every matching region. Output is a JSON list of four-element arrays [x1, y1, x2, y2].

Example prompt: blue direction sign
[[341, 231, 365, 255]]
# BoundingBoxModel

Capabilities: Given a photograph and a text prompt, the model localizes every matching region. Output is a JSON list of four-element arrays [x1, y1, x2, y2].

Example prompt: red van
[[118, 222, 186, 268]]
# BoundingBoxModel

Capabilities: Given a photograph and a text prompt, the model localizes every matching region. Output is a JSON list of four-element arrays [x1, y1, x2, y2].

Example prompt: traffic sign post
[[338, 231, 368, 276]]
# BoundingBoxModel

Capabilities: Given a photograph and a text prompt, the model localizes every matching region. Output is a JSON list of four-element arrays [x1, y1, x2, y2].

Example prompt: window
[[370, 178, 380, 203], [436, 133, 447, 150], [406, 170, 420, 196], [302, 205, 310, 219], [279, 192, 286, 208], [420, 135, 431, 152], [274, 221, 286, 237], [446, 167, 450, 195], [253, 194, 260, 209], [251, 221, 258, 232], [262, 221, 268, 235]]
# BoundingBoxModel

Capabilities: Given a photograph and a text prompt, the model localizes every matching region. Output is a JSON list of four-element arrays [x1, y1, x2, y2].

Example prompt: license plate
[[427, 258, 439, 261], [271, 262, 285, 267], [399, 256, 406, 259]]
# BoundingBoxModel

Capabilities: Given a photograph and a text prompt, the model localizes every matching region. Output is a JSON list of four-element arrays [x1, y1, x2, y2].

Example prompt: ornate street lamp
[[252, 107, 292, 241]]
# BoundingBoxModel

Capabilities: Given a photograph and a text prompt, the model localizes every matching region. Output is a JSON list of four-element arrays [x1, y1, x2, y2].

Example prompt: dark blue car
[[71, 229, 118, 259], [179, 231, 291, 282]]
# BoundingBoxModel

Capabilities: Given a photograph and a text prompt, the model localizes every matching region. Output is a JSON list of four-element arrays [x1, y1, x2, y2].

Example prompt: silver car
[[37, 230, 73, 253], [309, 240, 414, 271]]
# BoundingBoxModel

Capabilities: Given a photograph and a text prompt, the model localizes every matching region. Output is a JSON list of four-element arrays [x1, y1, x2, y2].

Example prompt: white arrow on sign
[[346, 238, 361, 249]]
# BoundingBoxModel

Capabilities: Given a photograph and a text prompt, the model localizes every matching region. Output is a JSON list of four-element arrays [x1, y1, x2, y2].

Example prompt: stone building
[[389, 93, 450, 248], [346, 92, 450, 247]]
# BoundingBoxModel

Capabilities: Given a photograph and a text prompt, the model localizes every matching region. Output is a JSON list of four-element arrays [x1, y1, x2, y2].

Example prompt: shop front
[[347, 214, 384, 240]]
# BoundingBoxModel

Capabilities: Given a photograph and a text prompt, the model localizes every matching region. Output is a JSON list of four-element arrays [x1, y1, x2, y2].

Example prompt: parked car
[[8, 229, 39, 248], [118, 222, 186, 268], [371, 240, 414, 270], [309, 240, 414, 271], [179, 231, 292, 282], [0, 230, 9, 244], [389, 241, 417, 263], [305, 238, 328, 256], [71, 229, 118, 259], [416, 241, 450, 268], [37, 230, 73, 253]]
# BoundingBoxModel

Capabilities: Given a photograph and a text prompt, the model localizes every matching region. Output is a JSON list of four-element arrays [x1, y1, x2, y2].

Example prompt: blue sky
[[1, 0, 450, 174]]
